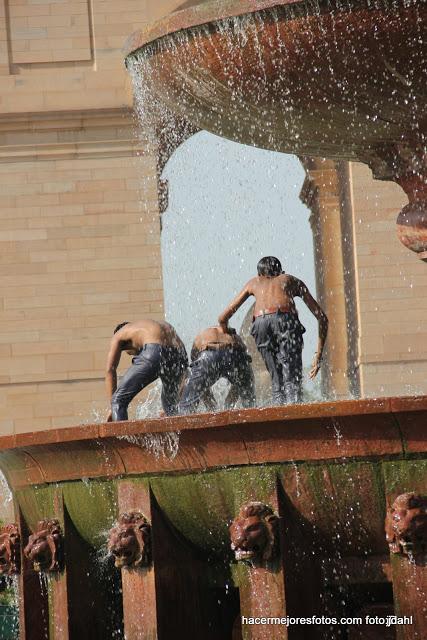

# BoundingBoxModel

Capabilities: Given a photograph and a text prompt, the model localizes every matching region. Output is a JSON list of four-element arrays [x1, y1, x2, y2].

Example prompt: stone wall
[[349, 162, 427, 397], [0, 0, 190, 434], [303, 159, 427, 399]]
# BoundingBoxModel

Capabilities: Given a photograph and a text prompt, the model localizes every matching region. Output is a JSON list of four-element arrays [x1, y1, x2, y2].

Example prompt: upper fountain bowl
[[124, 0, 426, 167]]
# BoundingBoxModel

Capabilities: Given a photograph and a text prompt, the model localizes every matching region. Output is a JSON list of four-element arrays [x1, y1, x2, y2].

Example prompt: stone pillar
[[117, 480, 159, 640], [390, 554, 427, 640], [381, 465, 427, 640], [237, 565, 287, 640], [18, 509, 49, 640], [0, 1, 10, 75], [19, 487, 115, 640], [384, 490, 427, 640], [232, 489, 288, 640], [116, 479, 233, 640], [300, 158, 359, 399]]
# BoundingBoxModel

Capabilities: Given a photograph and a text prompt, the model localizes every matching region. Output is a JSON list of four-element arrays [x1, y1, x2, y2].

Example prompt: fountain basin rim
[[123, 0, 304, 60], [1, 395, 425, 450], [0, 395, 426, 491]]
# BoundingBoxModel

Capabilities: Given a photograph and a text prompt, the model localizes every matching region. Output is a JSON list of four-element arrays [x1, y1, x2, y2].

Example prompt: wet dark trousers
[[179, 349, 255, 414], [111, 344, 188, 420], [251, 311, 304, 405]]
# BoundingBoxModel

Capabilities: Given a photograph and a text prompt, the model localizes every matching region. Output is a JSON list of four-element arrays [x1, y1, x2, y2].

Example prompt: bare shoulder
[[246, 276, 261, 293], [114, 324, 133, 342], [285, 274, 305, 295]]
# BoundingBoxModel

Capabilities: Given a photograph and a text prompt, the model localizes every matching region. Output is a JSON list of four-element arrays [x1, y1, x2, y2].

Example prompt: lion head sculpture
[[23, 519, 63, 573], [108, 512, 151, 569], [385, 492, 427, 557], [0, 524, 21, 575], [229, 502, 279, 564]]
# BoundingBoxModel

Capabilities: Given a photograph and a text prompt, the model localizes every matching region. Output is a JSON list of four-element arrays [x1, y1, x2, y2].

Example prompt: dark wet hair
[[113, 322, 130, 334], [257, 256, 282, 277]]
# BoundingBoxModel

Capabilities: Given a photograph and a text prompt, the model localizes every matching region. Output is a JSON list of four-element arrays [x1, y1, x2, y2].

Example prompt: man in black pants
[[105, 319, 188, 421], [179, 325, 255, 414], [218, 256, 328, 405]]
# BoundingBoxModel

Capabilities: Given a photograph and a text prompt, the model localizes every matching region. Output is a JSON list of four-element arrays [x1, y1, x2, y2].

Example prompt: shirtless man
[[179, 325, 255, 414], [106, 320, 188, 421], [218, 256, 328, 405]]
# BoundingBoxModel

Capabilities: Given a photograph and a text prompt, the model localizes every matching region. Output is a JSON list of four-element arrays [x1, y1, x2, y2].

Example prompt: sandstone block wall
[[349, 163, 427, 397], [0, 0, 189, 434], [0, 116, 163, 431]]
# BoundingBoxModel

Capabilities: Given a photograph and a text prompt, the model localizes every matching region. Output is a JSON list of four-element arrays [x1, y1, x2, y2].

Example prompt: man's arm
[[105, 337, 122, 420], [218, 284, 251, 331], [295, 279, 328, 379]]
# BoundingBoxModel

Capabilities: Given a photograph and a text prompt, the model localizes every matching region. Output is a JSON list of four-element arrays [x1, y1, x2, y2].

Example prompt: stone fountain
[[126, 0, 427, 259], [0, 399, 426, 639], [0, 1, 426, 639]]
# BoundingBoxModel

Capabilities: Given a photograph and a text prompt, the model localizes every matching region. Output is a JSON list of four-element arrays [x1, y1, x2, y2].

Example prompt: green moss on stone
[[63, 479, 118, 548], [16, 485, 58, 530], [382, 460, 427, 495], [151, 465, 277, 553]]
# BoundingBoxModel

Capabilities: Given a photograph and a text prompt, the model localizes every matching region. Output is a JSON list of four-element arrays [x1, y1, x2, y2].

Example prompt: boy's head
[[113, 321, 130, 335], [257, 256, 282, 277]]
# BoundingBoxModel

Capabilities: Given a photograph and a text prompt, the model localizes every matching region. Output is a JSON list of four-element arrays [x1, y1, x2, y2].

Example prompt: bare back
[[193, 326, 244, 352], [115, 320, 185, 351], [218, 265, 328, 380], [248, 274, 298, 315]]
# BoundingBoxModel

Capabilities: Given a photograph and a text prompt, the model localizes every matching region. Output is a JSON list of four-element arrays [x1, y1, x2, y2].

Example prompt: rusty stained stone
[[0, 396, 425, 489], [233, 488, 287, 640], [116, 482, 158, 640], [234, 412, 402, 465], [108, 512, 151, 569], [0, 523, 20, 575], [18, 510, 50, 640], [125, 0, 427, 261], [230, 502, 280, 564], [16, 440, 126, 485], [381, 154, 427, 259], [125, 1, 427, 161], [115, 480, 233, 639], [23, 519, 64, 573], [390, 553, 427, 640], [385, 493, 427, 559], [280, 462, 389, 557]]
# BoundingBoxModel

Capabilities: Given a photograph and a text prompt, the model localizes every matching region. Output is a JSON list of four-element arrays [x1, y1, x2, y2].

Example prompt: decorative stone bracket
[[385, 492, 427, 558], [23, 519, 64, 573], [229, 501, 280, 565], [0, 524, 21, 575], [365, 143, 427, 260], [108, 512, 152, 569]]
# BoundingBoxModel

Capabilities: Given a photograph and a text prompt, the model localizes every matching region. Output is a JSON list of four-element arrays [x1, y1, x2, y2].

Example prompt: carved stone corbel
[[385, 492, 427, 558], [23, 519, 64, 573], [108, 512, 151, 569], [229, 502, 279, 564], [0, 524, 21, 575]]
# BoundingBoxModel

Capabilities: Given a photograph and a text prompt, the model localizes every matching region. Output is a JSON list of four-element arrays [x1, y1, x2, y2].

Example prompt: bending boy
[[106, 320, 188, 421], [179, 325, 255, 414]]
